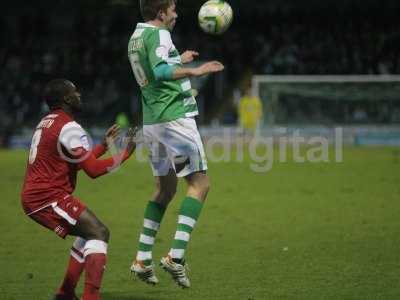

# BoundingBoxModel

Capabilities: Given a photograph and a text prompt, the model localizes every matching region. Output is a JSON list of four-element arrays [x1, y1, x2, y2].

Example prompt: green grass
[[1, 147, 400, 299]]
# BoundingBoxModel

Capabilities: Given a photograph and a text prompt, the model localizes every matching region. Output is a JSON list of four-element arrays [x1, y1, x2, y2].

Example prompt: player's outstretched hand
[[125, 127, 139, 156], [193, 61, 224, 76], [181, 50, 199, 64], [103, 124, 121, 148]]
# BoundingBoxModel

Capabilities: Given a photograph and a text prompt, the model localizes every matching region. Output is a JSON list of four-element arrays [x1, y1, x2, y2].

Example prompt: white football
[[198, 0, 233, 35]]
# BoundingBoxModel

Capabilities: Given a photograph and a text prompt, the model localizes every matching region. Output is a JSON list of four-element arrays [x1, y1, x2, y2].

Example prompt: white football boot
[[160, 255, 190, 288], [130, 260, 159, 285]]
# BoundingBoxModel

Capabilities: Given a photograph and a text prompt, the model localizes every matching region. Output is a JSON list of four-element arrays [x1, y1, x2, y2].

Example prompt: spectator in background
[[238, 88, 263, 139]]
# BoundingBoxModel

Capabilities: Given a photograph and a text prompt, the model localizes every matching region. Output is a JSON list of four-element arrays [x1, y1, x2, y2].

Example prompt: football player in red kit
[[21, 79, 136, 300]]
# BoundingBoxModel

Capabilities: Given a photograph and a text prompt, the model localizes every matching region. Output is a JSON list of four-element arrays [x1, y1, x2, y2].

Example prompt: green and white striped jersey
[[128, 23, 198, 125]]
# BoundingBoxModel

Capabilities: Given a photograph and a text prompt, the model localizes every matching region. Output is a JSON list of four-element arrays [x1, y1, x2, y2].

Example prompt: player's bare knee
[[202, 178, 210, 195], [154, 187, 176, 204], [162, 190, 176, 202], [154, 177, 177, 203], [196, 176, 210, 193], [165, 185, 177, 199], [189, 175, 210, 200], [199, 179, 210, 199], [95, 224, 110, 242], [201, 174, 211, 190]]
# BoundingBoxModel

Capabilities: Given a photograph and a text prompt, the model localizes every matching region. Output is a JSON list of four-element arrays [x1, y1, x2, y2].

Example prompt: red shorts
[[27, 195, 86, 239]]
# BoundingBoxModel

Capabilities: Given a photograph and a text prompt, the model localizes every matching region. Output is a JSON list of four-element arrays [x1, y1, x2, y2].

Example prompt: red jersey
[[21, 109, 90, 215]]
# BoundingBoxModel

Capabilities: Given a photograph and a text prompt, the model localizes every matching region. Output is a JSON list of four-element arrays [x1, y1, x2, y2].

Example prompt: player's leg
[[28, 206, 84, 300], [168, 170, 209, 260], [55, 237, 86, 300], [131, 168, 177, 284], [136, 168, 177, 265], [159, 118, 209, 288], [185, 170, 210, 201], [160, 171, 209, 288], [70, 208, 109, 300], [27, 198, 108, 300], [131, 127, 177, 284]]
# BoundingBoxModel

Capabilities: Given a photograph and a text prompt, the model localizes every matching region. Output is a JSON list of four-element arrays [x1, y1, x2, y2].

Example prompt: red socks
[[82, 253, 107, 300], [57, 240, 85, 299], [82, 240, 108, 300], [57, 256, 84, 298], [57, 239, 108, 300]]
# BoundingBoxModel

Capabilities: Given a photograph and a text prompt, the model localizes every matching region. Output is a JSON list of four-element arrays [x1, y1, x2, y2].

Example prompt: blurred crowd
[[1, 1, 400, 146], [275, 97, 400, 125]]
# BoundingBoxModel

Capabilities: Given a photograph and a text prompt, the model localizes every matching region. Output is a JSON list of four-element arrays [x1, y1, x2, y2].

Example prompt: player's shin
[[135, 201, 166, 266], [169, 197, 203, 261], [82, 240, 108, 300], [57, 237, 86, 298]]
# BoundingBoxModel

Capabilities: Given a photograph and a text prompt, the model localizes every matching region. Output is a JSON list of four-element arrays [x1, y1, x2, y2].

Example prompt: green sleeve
[[153, 63, 178, 81]]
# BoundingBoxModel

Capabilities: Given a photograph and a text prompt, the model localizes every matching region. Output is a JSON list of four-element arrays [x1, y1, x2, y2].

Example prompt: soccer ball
[[198, 0, 233, 35]]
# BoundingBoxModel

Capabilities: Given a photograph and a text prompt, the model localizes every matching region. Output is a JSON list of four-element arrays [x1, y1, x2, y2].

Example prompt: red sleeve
[[76, 148, 130, 179], [92, 144, 107, 158], [76, 144, 107, 171]]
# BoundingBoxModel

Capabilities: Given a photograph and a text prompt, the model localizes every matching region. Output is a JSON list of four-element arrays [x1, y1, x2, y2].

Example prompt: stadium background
[[1, 0, 400, 299], [1, 0, 400, 145]]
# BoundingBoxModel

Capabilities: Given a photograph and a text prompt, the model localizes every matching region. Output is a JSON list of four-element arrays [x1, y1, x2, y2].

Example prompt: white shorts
[[143, 117, 208, 177]]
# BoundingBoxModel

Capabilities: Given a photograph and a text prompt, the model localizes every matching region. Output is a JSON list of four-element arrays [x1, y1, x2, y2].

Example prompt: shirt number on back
[[29, 129, 42, 164], [129, 52, 148, 87]]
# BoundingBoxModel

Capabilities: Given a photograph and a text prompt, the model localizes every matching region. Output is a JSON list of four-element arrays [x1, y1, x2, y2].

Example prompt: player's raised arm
[[92, 124, 121, 158], [153, 60, 224, 81], [181, 60, 225, 77], [145, 25, 223, 81], [77, 127, 138, 179]]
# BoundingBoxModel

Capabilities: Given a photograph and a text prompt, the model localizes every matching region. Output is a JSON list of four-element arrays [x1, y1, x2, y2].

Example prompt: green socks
[[169, 197, 204, 260], [136, 197, 204, 264], [136, 201, 166, 266]]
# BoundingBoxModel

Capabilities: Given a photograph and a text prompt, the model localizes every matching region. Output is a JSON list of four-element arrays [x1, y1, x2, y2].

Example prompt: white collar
[[138, 22, 158, 28]]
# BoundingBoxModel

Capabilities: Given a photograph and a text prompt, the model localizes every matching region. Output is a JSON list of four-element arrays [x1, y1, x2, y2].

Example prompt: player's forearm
[[154, 63, 197, 81], [92, 144, 107, 158], [172, 67, 198, 79], [79, 151, 130, 179]]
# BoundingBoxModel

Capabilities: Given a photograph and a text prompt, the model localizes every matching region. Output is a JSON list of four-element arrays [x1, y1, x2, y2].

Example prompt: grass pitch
[[1, 147, 399, 299]]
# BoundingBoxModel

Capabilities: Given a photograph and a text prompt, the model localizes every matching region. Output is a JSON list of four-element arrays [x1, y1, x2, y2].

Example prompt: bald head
[[43, 79, 81, 112]]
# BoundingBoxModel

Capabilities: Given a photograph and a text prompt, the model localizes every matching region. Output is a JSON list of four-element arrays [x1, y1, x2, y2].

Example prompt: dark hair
[[139, 0, 176, 21], [43, 79, 72, 109]]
